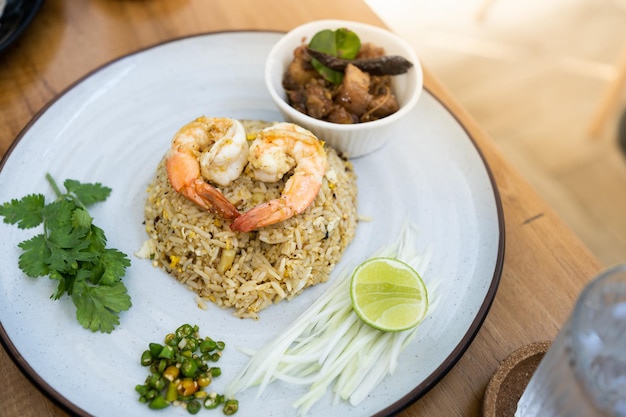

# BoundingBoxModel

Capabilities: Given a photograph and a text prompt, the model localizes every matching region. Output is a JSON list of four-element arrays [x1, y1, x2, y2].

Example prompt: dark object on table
[[619, 108, 626, 156], [0, 0, 44, 54], [482, 341, 551, 417]]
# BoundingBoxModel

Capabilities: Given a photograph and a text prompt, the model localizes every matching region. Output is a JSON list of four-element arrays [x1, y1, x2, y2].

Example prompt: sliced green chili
[[164, 333, 179, 347], [200, 339, 217, 353], [135, 384, 149, 396], [135, 324, 237, 413], [203, 393, 223, 409], [181, 358, 199, 378], [148, 395, 169, 410], [165, 380, 178, 402], [140, 350, 153, 366], [187, 400, 201, 414], [176, 324, 194, 338], [158, 345, 175, 359], [223, 399, 239, 415], [149, 342, 163, 357]]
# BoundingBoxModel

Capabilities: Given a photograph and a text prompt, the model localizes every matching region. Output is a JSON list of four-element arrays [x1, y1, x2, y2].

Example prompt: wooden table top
[[0, 1, 602, 416]]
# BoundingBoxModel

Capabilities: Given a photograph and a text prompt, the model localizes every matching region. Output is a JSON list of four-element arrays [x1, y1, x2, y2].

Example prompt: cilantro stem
[[45, 173, 89, 210], [45, 173, 63, 199]]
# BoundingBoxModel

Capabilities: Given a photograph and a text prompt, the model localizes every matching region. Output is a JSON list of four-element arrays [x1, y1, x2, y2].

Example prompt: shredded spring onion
[[225, 222, 432, 415]]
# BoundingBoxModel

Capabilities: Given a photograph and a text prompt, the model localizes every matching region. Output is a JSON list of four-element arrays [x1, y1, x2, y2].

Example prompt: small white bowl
[[265, 19, 423, 158]]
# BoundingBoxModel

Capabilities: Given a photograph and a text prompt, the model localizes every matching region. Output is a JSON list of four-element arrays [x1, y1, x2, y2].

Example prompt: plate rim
[[375, 92, 505, 417], [0, 30, 505, 417]]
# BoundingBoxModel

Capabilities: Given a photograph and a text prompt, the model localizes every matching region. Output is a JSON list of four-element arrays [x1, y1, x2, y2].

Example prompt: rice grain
[[142, 120, 358, 319]]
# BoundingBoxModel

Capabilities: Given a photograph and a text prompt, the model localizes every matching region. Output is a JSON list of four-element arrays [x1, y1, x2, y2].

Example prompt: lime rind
[[350, 257, 428, 332]]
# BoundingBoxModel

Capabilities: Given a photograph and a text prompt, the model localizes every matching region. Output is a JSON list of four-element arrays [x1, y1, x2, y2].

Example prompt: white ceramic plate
[[0, 32, 504, 417]]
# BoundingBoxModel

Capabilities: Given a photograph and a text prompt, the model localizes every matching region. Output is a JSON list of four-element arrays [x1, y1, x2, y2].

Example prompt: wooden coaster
[[482, 341, 551, 417]]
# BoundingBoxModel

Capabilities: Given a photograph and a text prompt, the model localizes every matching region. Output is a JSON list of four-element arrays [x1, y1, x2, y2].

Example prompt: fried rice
[[141, 120, 358, 319]]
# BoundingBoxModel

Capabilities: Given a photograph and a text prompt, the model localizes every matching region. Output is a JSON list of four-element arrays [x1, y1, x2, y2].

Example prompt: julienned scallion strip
[[0, 174, 131, 333], [225, 222, 432, 415]]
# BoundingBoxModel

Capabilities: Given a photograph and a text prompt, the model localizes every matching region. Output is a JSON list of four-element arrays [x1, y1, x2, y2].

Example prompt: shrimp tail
[[230, 199, 295, 232], [195, 180, 241, 219], [180, 179, 241, 220]]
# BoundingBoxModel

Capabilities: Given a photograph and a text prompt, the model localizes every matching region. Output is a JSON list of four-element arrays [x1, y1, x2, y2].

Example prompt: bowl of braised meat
[[265, 20, 423, 157]]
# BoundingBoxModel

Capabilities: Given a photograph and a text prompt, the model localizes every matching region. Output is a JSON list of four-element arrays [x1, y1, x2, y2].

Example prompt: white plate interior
[[0, 32, 502, 417]]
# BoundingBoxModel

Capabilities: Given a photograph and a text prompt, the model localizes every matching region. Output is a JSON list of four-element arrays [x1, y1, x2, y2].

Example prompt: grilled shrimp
[[230, 122, 327, 232], [166, 116, 248, 219]]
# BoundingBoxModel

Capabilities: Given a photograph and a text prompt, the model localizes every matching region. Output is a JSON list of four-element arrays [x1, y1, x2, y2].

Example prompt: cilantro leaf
[[0, 194, 45, 229], [1, 174, 132, 333], [72, 280, 132, 333], [72, 207, 93, 229], [64, 179, 111, 207], [85, 224, 107, 254], [47, 239, 97, 274], [96, 248, 132, 286], [17, 234, 50, 277], [44, 200, 90, 249], [49, 269, 69, 299]]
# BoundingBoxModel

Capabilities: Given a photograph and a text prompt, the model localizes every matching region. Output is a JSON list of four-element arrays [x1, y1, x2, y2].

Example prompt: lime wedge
[[350, 257, 428, 332]]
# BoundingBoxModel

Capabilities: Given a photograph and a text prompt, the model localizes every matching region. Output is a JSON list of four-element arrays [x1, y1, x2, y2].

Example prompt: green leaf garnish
[[63, 179, 111, 207], [308, 28, 361, 84], [72, 280, 131, 333], [17, 234, 50, 277], [0, 174, 131, 333], [0, 194, 45, 229]]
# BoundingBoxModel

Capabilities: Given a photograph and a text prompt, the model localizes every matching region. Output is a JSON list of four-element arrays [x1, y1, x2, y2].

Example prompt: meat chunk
[[335, 64, 371, 117], [282, 45, 318, 89], [285, 88, 307, 114], [356, 42, 385, 59], [305, 81, 333, 119], [282, 42, 404, 124], [327, 105, 357, 124], [365, 92, 399, 121]]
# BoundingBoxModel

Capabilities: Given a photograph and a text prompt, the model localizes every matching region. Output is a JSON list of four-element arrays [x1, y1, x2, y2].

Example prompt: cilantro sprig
[[0, 174, 131, 333]]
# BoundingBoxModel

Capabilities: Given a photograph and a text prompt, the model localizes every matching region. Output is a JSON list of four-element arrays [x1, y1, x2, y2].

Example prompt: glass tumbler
[[515, 264, 626, 417]]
